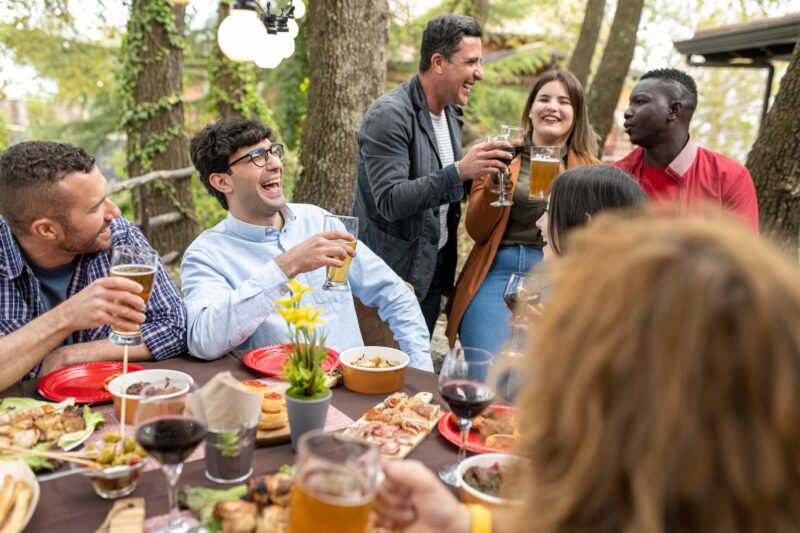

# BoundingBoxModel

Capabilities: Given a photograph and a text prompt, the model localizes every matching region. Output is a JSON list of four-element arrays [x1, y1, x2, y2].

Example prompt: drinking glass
[[437, 347, 495, 485], [487, 134, 512, 207], [500, 125, 525, 164], [529, 146, 561, 199], [322, 215, 358, 291], [108, 245, 159, 346], [502, 271, 546, 354], [288, 430, 381, 533], [135, 382, 206, 533]]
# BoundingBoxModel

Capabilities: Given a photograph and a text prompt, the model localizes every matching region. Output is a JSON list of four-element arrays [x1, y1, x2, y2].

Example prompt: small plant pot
[[285, 389, 332, 451]]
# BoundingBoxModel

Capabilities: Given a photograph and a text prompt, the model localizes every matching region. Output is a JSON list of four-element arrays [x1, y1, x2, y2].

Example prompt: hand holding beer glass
[[108, 245, 158, 346], [529, 145, 561, 199], [288, 431, 381, 533], [322, 215, 358, 292]]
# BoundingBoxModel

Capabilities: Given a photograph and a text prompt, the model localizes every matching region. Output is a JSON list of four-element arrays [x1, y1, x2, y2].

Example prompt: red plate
[[437, 405, 518, 454], [38, 362, 147, 404], [242, 344, 341, 378]]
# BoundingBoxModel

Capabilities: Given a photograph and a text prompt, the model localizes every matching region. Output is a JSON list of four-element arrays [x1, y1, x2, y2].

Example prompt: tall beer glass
[[288, 431, 380, 533], [529, 146, 561, 199], [322, 215, 358, 292], [108, 245, 159, 346]]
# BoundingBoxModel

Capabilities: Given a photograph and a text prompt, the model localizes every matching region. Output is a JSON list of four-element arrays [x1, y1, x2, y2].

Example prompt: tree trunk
[[293, 0, 389, 215], [567, 0, 607, 88], [120, 0, 196, 260], [586, 0, 644, 147], [209, 1, 272, 122], [471, 0, 490, 29], [747, 38, 800, 254]]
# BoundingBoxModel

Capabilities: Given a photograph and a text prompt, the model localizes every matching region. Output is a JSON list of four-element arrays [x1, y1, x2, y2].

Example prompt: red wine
[[440, 381, 495, 419], [504, 291, 542, 310], [512, 144, 525, 158], [136, 417, 206, 465]]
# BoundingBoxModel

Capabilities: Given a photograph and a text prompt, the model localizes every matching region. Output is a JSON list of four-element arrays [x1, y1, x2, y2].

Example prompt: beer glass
[[288, 431, 381, 533], [108, 245, 159, 346], [322, 215, 358, 292], [488, 134, 513, 207], [529, 146, 561, 199]]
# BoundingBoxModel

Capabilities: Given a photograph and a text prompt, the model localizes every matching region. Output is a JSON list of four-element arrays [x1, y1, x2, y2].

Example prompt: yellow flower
[[288, 279, 312, 298]]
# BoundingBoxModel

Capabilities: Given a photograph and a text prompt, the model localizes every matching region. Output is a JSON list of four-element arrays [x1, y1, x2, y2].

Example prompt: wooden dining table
[[2, 352, 458, 532]]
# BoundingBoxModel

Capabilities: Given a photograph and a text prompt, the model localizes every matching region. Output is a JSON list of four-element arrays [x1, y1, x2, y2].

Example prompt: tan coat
[[445, 151, 598, 347]]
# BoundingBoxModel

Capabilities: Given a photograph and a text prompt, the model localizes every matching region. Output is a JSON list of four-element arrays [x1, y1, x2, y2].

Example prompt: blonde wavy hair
[[514, 212, 800, 533]]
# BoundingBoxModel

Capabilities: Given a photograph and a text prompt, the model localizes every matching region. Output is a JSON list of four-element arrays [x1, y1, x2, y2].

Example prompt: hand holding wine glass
[[135, 382, 206, 533], [437, 347, 495, 486], [487, 134, 513, 207]]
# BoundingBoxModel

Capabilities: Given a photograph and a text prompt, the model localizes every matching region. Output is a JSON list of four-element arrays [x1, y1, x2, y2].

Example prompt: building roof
[[674, 12, 800, 63]]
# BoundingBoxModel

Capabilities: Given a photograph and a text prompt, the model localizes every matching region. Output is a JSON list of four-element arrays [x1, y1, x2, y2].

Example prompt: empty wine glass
[[437, 347, 495, 486], [135, 382, 206, 533]]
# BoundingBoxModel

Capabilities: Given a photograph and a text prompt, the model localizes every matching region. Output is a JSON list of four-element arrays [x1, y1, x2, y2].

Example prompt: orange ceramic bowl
[[457, 453, 528, 508], [338, 347, 409, 394], [106, 369, 193, 425]]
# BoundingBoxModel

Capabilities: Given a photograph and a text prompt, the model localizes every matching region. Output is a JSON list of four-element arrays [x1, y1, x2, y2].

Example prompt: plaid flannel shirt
[[0, 216, 187, 375]]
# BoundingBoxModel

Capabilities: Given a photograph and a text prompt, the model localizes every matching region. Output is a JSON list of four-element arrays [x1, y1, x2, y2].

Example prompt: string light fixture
[[217, 0, 305, 67]]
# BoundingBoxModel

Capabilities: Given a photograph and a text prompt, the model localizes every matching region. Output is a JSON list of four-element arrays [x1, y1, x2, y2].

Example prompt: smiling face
[[437, 36, 484, 108], [55, 167, 120, 255], [530, 80, 575, 147], [623, 78, 675, 148], [211, 139, 285, 227]]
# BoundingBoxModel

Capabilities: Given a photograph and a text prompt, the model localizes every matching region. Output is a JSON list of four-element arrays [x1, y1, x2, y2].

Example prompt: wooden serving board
[[256, 425, 291, 447], [341, 392, 441, 459]]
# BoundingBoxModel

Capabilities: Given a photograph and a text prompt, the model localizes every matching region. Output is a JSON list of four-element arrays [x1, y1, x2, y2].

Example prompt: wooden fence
[[109, 166, 196, 264]]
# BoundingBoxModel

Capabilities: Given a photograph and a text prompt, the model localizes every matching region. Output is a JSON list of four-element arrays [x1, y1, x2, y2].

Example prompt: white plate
[[0, 460, 40, 530]]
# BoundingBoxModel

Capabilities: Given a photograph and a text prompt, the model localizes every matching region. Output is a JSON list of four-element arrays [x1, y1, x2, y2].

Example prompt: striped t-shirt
[[430, 112, 455, 250]]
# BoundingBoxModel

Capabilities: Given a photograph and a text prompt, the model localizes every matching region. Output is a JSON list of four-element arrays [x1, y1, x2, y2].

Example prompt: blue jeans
[[458, 244, 543, 355]]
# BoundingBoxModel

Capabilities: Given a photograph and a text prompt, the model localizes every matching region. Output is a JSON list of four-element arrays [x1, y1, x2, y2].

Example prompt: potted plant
[[275, 279, 331, 449]]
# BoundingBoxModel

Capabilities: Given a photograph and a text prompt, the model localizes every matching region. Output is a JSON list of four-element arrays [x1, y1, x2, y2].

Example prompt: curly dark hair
[[641, 68, 698, 116], [418, 14, 482, 73], [0, 141, 95, 235], [189, 118, 276, 210]]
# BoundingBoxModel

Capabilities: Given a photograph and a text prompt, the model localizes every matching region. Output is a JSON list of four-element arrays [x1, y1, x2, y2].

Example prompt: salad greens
[[182, 485, 248, 533]]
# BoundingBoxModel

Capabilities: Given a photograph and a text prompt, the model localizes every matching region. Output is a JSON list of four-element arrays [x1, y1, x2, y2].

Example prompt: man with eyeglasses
[[181, 118, 432, 370]]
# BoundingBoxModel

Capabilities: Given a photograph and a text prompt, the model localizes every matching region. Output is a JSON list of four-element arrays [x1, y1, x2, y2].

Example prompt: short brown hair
[[0, 141, 95, 235], [516, 211, 800, 532]]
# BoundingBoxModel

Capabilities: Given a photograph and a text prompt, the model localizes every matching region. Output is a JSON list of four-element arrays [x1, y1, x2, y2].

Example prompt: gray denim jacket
[[352, 76, 466, 301]]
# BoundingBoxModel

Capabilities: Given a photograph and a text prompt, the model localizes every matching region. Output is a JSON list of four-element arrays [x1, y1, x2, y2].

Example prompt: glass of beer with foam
[[108, 245, 159, 346], [529, 146, 561, 199], [322, 215, 358, 292], [288, 431, 380, 533]]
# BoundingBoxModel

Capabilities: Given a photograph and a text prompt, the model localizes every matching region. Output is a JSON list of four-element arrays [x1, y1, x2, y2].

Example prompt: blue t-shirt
[[26, 257, 78, 345]]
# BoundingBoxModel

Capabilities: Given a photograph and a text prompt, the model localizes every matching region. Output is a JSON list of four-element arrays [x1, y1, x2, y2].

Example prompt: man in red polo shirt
[[611, 68, 759, 232]]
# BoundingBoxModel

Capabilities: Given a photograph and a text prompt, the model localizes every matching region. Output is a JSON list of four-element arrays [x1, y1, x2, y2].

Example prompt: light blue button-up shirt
[[180, 204, 432, 371]]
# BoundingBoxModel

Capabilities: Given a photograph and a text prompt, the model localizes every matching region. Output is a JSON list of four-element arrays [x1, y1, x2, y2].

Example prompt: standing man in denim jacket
[[352, 14, 511, 336]]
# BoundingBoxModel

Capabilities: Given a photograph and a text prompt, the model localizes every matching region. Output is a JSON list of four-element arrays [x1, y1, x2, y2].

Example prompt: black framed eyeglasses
[[227, 144, 284, 171]]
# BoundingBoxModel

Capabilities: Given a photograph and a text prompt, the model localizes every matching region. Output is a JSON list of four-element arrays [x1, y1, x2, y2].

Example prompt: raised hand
[[456, 140, 513, 182], [55, 277, 146, 334], [275, 230, 357, 279]]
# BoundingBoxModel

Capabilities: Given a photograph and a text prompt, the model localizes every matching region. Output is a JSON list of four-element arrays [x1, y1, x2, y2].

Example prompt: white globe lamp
[[292, 0, 305, 19], [218, 9, 267, 62]]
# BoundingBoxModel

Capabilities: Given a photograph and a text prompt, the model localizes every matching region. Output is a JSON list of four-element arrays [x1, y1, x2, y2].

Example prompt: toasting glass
[[135, 383, 206, 533], [108, 245, 159, 346], [487, 134, 512, 207], [437, 347, 495, 485]]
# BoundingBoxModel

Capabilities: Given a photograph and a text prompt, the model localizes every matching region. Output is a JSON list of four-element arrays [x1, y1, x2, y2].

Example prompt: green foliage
[[192, 177, 228, 231], [118, 0, 185, 173]]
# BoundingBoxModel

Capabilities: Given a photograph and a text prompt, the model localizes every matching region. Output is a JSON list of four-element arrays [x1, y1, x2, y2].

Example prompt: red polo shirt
[[611, 139, 759, 233]]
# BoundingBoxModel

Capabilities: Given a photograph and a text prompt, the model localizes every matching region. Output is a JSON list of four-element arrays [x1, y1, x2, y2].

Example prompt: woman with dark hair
[[447, 70, 601, 353], [377, 211, 800, 533], [536, 165, 647, 259]]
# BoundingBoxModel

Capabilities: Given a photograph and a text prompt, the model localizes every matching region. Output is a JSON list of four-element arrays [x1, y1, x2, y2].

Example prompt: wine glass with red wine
[[135, 382, 207, 533], [438, 347, 495, 485]]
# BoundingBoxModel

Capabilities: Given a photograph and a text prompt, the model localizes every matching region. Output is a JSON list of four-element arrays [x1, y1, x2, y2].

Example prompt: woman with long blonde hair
[[378, 212, 800, 533]]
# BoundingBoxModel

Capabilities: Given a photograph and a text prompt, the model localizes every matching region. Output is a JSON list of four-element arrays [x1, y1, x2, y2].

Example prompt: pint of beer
[[108, 245, 159, 346], [287, 431, 380, 533], [322, 215, 359, 292], [529, 146, 561, 199]]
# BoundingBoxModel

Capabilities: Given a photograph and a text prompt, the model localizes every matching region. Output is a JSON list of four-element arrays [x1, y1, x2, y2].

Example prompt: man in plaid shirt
[[0, 141, 187, 389]]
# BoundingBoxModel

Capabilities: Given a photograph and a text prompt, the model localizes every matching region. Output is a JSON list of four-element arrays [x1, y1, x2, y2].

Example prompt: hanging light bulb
[[292, 0, 305, 19], [287, 19, 299, 39], [218, 8, 267, 62], [255, 49, 283, 69], [274, 32, 295, 59]]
